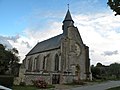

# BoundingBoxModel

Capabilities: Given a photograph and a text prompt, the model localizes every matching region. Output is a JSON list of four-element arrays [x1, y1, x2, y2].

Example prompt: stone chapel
[[23, 9, 92, 85]]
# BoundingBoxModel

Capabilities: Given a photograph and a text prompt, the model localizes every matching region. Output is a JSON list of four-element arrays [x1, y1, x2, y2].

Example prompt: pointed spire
[[63, 9, 74, 23]]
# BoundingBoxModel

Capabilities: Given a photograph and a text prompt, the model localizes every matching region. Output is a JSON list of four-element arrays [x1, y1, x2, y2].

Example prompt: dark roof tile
[[27, 34, 63, 55]]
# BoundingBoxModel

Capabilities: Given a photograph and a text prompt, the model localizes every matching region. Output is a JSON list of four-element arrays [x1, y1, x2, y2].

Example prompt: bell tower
[[62, 9, 74, 36]]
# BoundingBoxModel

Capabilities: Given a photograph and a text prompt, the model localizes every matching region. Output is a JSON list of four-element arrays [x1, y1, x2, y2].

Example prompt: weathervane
[[67, 4, 69, 9]]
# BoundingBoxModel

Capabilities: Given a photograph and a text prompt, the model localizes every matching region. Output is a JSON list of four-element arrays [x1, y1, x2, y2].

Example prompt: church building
[[23, 9, 92, 85]]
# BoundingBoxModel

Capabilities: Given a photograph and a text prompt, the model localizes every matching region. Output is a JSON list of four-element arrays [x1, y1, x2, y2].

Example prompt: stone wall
[[61, 75, 76, 84], [25, 48, 61, 72], [14, 65, 26, 85], [24, 73, 51, 85], [24, 48, 61, 85]]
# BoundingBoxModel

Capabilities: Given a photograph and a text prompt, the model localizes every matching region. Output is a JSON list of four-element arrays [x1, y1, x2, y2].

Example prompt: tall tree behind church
[[0, 44, 19, 75]]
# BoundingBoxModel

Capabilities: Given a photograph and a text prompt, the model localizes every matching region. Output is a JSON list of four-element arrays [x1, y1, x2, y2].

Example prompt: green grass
[[64, 82, 86, 86], [13, 85, 37, 90], [107, 86, 120, 90], [13, 85, 55, 90]]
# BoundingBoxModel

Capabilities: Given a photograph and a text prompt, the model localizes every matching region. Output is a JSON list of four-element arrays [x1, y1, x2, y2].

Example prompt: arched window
[[42, 54, 49, 70], [28, 58, 32, 71], [43, 56, 46, 70], [33, 56, 39, 71], [33, 57, 36, 71], [55, 54, 59, 71], [36, 56, 39, 71]]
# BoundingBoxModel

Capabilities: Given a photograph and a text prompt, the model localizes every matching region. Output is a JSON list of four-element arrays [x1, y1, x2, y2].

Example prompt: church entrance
[[52, 74, 60, 84]]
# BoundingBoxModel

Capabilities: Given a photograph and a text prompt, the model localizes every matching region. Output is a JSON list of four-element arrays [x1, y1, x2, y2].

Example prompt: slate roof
[[27, 34, 63, 56], [63, 9, 74, 23]]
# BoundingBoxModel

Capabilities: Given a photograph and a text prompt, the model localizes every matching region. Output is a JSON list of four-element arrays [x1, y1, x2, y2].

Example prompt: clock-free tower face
[[75, 43, 81, 56]]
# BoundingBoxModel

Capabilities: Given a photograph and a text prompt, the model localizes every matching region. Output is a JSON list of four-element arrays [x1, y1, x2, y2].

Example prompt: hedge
[[0, 75, 14, 89]]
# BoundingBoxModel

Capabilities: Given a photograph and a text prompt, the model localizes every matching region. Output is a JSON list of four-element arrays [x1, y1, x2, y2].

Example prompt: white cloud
[[7, 21, 62, 63], [74, 12, 120, 65], [0, 35, 19, 49], [102, 50, 119, 56], [1, 11, 120, 65]]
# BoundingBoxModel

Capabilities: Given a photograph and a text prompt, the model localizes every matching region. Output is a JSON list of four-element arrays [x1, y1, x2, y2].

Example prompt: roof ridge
[[38, 34, 63, 44]]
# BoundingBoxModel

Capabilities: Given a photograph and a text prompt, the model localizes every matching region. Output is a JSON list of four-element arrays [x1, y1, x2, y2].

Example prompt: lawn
[[13, 85, 37, 90], [13, 85, 55, 90], [107, 86, 120, 90]]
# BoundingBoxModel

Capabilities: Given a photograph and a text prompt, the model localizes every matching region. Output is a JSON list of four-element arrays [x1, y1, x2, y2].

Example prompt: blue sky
[[0, 0, 107, 35], [0, 0, 120, 65], [0, 0, 68, 35]]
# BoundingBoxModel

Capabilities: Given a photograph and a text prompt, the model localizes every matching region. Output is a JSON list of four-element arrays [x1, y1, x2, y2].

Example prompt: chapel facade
[[23, 9, 92, 85]]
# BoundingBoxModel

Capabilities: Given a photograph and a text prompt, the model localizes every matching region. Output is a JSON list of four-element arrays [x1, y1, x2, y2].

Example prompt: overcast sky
[[0, 0, 120, 65]]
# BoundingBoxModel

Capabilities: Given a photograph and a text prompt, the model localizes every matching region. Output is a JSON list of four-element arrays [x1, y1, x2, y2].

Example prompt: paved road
[[0, 85, 11, 90], [71, 81, 120, 90], [39, 81, 120, 90]]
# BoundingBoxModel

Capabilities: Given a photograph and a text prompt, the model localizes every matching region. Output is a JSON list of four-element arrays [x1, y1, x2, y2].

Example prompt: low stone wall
[[61, 75, 76, 84], [14, 66, 26, 85], [24, 73, 51, 85]]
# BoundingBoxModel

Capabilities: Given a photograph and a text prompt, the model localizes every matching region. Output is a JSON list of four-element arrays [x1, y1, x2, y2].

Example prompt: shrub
[[19, 82, 26, 86], [32, 77, 47, 88], [0, 75, 14, 88]]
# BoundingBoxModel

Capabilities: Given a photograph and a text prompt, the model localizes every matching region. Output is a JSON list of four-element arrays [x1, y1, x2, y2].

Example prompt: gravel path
[[38, 81, 120, 90], [71, 81, 120, 90]]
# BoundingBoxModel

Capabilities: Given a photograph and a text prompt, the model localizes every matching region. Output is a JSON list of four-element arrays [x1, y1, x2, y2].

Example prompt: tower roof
[[63, 9, 74, 23]]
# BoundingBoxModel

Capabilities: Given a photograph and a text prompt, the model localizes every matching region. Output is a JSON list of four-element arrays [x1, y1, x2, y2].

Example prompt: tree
[[0, 44, 20, 75], [109, 63, 120, 79], [107, 0, 120, 16], [11, 48, 19, 55], [96, 62, 103, 67], [91, 65, 101, 79], [0, 44, 8, 74]]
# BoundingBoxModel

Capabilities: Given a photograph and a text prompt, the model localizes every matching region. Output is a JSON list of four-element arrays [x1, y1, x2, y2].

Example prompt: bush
[[31, 77, 47, 88], [0, 75, 14, 88], [19, 82, 26, 86]]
